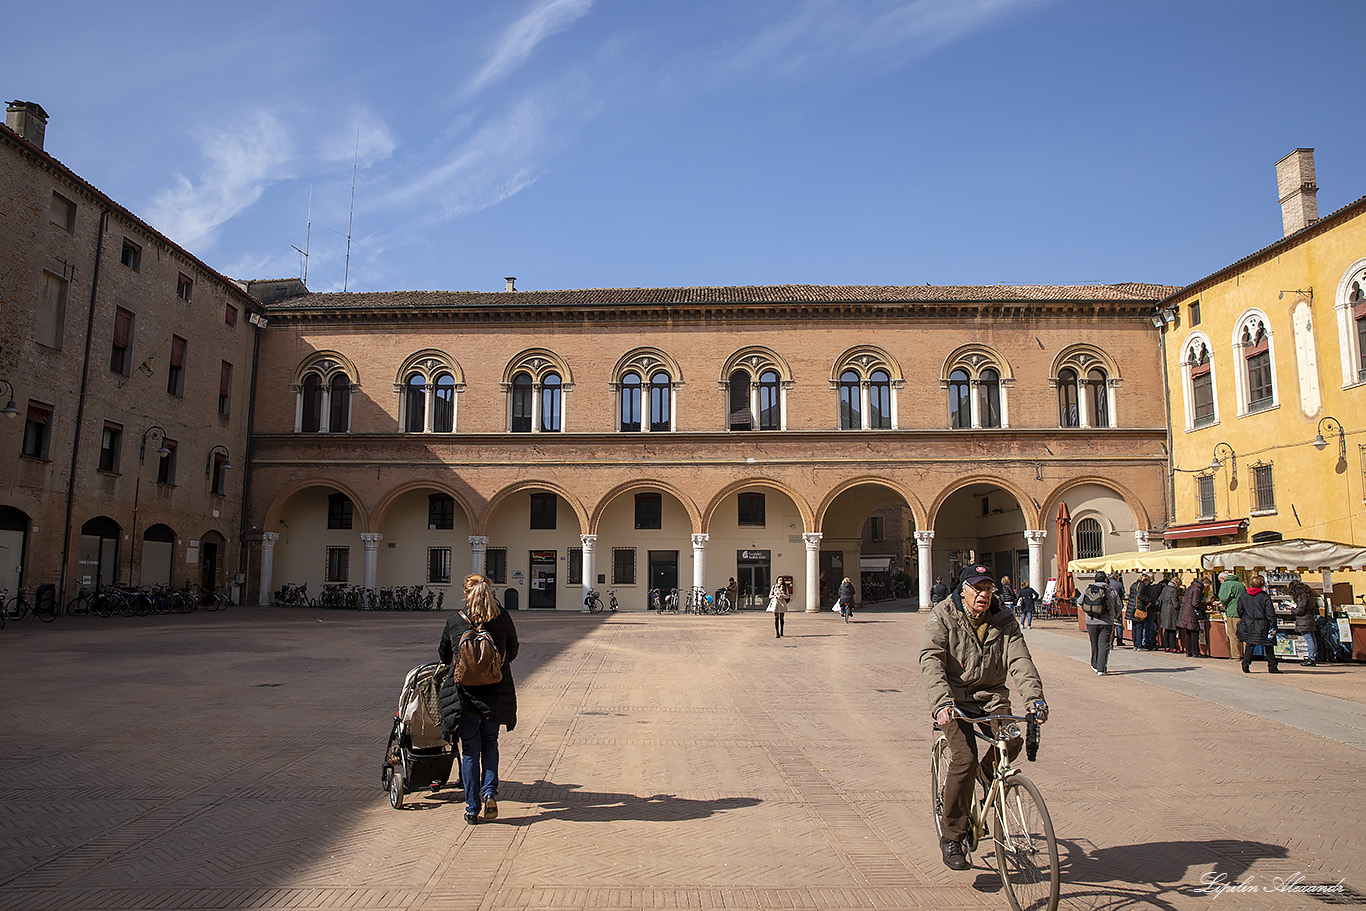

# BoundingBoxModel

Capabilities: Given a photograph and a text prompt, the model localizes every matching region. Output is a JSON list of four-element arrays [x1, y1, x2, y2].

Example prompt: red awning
[[1163, 518, 1247, 541]]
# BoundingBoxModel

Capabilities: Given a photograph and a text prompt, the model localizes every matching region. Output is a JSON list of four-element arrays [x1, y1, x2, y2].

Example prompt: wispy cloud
[[465, 0, 594, 97], [146, 112, 295, 251], [732, 0, 1048, 78]]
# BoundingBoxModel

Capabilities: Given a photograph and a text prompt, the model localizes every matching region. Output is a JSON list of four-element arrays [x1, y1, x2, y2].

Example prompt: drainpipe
[[59, 206, 111, 604], [1157, 311, 1175, 538], [236, 314, 262, 603]]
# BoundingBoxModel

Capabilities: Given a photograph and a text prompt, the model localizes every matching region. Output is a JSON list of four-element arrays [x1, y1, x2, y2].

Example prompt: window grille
[[1075, 518, 1103, 560], [1251, 462, 1275, 512], [612, 548, 636, 585], [1196, 475, 1216, 520]]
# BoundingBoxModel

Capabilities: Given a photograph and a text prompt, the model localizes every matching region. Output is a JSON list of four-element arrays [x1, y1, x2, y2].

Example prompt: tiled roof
[[266, 282, 1179, 311]]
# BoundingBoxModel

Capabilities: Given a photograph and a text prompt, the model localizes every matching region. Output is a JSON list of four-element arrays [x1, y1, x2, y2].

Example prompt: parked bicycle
[[930, 706, 1058, 911], [3, 586, 60, 623], [651, 588, 679, 613], [584, 588, 619, 613], [275, 581, 311, 607]]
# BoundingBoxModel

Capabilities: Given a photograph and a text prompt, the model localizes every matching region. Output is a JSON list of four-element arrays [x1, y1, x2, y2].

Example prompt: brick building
[[0, 102, 262, 603], [246, 281, 1176, 612]]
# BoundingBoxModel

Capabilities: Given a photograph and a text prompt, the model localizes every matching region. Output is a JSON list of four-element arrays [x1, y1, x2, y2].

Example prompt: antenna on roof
[[343, 126, 358, 292], [291, 184, 312, 285]]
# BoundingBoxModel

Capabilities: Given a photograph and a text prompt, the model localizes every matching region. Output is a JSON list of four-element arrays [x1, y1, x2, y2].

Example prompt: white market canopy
[[1069, 538, 1366, 575]]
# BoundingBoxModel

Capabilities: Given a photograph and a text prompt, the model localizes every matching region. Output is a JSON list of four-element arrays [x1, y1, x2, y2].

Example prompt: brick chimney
[[5, 100, 49, 150], [505, 276, 516, 292], [1276, 148, 1318, 236]]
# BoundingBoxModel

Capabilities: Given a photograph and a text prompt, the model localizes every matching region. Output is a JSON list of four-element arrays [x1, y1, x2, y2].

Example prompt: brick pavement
[[1, 607, 1363, 911]]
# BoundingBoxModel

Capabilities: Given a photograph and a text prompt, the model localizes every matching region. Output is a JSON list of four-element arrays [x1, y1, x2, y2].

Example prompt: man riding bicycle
[[920, 564, 1048, 870]]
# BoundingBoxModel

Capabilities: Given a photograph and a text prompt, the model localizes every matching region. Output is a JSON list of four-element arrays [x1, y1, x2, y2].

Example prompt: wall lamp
[[1278, 288, 1313, 300], [1314, 417, 1346, 462], [1150, 309, 1177, 328], [1210, 441, 1236, 475], [0, 379, 17, 419], [139, 425, 171, 463], [206, 444, 233, 476]]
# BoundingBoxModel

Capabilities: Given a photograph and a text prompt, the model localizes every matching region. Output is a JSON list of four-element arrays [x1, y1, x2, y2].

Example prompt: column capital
[[262, 531, 280, 545], [1134, 530, 1151, 552], [1024, 529, 1047, 545], [580, 534, 598, 550], [691, 533, 710, 548], [468, 535, 489, 547], [360, 533, 384, 547], [802, 532, 823, 550], [913, 529, 935, 545]]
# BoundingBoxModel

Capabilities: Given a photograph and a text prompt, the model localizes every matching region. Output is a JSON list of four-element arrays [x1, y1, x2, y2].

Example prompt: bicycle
[[5, 586, 59, 623], [930, 706, 1058, 911], [584, 589, 619, 613]]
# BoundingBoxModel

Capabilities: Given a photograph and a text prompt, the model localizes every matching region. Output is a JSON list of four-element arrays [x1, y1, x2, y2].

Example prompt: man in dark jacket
[[1236, 573, 1280, 674], [930, 576, 949, 604], [1081, 572, 1122, 675], [921, 565, 1047, 871], [1108, 573, 1127, 646]]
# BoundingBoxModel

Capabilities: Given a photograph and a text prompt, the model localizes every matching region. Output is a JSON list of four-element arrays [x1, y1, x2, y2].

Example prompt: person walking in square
[[767, 578, 790, 638], [439, 574, 520, 825], [1081, 572, 1121, 675], [1218, 571, 1246, 661], [1237, 574, 1280, 674], [1108, 572, 1127, 646], [1015, 582, 1038, 629]]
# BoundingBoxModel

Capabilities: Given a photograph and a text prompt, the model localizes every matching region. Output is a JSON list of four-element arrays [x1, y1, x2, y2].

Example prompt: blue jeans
[[1302, 632, 1319, 662], [1020, 608, 1033, 628], [458, 714, 500, 814]]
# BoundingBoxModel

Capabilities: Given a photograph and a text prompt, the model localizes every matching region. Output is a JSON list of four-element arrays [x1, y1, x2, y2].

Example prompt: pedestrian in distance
[[1288, 579, 1321, 667], [1108, 572, 1127, 646], [438, 574, 520, 825], [1237, 574, 1280, 674], [1138, 574, 1163, 650], [930, 575, 949, 604], [767, 578, 790, 638], [999, 575, 1017, 613], [1125, 574, 1147, 649], [1015, 582, 1038, 629], [1177, 573, 1208, 658], [1080, 572, 1121, 675], [1159, 575, 1182, 652], [1218, 571, 1247, 661]]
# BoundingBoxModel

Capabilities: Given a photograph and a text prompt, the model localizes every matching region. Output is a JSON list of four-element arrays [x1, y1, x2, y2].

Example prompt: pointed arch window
[[1188, 341, 1215, 428], [1241, 320, 1273, 411], [395, 351, 463, 433], [295, 354, 356, 434]]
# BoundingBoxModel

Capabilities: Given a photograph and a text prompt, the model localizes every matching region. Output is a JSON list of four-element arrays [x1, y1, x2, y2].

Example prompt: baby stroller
[[381, 661, 458, 808]]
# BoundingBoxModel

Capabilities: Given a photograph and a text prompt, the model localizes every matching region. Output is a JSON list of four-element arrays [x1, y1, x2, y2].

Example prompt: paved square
[[1, 607, 1363, 911]]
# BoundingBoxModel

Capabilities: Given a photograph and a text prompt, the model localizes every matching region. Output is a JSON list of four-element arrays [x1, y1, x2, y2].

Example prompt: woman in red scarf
[[1235, 574, 1280, 674]]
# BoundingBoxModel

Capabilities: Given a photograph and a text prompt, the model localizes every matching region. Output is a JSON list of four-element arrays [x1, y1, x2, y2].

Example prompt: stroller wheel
[[430, 780, 444, 792], [389, 771, 405, 809], [381, 764, 393, 790]]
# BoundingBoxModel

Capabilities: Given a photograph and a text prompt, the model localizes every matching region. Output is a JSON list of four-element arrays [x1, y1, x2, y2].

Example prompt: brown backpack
[[453, 612, 504, 686]]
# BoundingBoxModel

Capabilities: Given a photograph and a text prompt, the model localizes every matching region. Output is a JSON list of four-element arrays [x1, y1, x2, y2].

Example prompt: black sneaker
[[941, 839, 970, 870], [464, 812, 479, 825]]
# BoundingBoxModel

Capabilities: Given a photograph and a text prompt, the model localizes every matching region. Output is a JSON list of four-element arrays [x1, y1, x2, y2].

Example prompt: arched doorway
[[932, 484, 1027, 591], [820, 483, 916, 607], [141, 523, 176, 588], [79, 516, 122, 590], [0, 506, 31, 593], [485, 488, 585, 610], [594, 485, 694, 610], [199, 530, 227, 592], [707, 485, 806, 609]]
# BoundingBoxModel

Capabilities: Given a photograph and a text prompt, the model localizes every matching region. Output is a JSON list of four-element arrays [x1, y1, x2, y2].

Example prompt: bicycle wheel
[[5, 597, 29, 621], [35, 593, 58, 622], [930, 735, 950, 839], [993, 774, 1059, 911]]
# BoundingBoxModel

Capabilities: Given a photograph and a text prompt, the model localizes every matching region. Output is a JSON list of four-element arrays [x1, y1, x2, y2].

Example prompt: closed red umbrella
[[1055, 502, 1076, 607]]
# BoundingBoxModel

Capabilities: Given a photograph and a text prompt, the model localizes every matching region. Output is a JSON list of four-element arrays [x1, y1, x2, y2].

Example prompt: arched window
[[511, 373, 533, 433], [301, 373, 323, 433], [838, 370, 861, 430], [541, 373, 562, 432], [1187, 340, 1215, 428], [1355, 279, 1366, 380], [1087, 369, 1108, 427], [328, 374, 351, 432], [1332, 262, 1366, 387], [948, 369, 971, 429], [869, 370, 891, 429], [619, 373, 642, 432], [433, 374, 455, 433], [978, 369, 1001, 428], [758, 370, 780, 431], [650, 372, 671, 432], [1058, 368, 1079, 427], [404, 374, 426, 433], [1075, 517, 1103, 559], [1241, 319, 1274, 411], [729, 369, 752, 431]]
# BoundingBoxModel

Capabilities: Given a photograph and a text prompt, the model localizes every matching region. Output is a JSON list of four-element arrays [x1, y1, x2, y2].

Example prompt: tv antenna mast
[[343, 126, 359, 292], [291, 185, 312, 285]]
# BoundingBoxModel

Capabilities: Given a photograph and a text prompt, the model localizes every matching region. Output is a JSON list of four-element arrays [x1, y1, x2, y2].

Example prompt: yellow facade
[[1158, 194, 1366, 600]]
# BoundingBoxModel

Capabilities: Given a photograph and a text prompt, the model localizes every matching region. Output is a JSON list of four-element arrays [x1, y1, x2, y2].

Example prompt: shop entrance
[[529, 550, 556, 609], [78, 516, 121, 590], [736, 549, 770, 609], [648, 551, 678, 606]]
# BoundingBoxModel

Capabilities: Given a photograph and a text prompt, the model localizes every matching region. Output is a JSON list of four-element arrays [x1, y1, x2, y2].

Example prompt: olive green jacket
[[1218, 578, 1246, 618], [920, 594, 1046, 719]]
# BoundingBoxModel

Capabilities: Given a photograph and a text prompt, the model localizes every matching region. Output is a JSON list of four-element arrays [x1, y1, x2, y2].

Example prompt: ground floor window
[[486, 547, 507, 584], [567, 547, 583, 584], [325, 546, 349, 583], [428, 547, 451, 584], [612, 547, 636, 585]]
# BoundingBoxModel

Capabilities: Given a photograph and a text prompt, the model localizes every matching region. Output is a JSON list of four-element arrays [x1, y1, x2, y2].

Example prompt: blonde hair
[[464, 575, 501, 626]]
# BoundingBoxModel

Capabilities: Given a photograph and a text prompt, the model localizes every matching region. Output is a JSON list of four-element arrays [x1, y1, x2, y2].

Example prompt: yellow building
[[1156, 149, 1366, 602]]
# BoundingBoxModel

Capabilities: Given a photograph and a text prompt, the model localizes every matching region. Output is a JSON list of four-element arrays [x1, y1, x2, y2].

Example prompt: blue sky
[[6, 0, 1365, 294]]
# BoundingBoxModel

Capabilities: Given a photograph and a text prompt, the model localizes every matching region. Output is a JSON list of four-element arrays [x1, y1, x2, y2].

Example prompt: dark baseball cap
[[958, 565, 994, 588]]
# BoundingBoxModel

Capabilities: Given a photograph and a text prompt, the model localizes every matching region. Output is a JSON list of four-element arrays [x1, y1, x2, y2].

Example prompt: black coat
[[930, 581, 949, 603], [1125, 580, 1143, 619], [1292, 591, 1320, 634], [1236, 590, 1275, 643], [438, 608, 519, 737], [838, 580, 856, 606]]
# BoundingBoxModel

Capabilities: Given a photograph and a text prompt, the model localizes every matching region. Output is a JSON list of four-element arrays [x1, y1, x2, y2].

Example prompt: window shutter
[[219, 362, 231, 395], [170, 336, 185, 367], [28, 404, 49, 424], [113, 309, 132, 347]]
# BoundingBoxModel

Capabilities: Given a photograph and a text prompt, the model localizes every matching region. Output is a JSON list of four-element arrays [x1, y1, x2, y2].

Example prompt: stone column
[[1024, 529, 1047, 597], [803, 532, 822, 612], [1134, 530, 1151, 553], [258, 531, 279, 606], [691, 533, 709, 595], [361, 533, 383, 591], [468, 535, 489, 576], [531, 383, 542, 433], [581, 534, 598, 612], [914, 529, 935, 608]]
